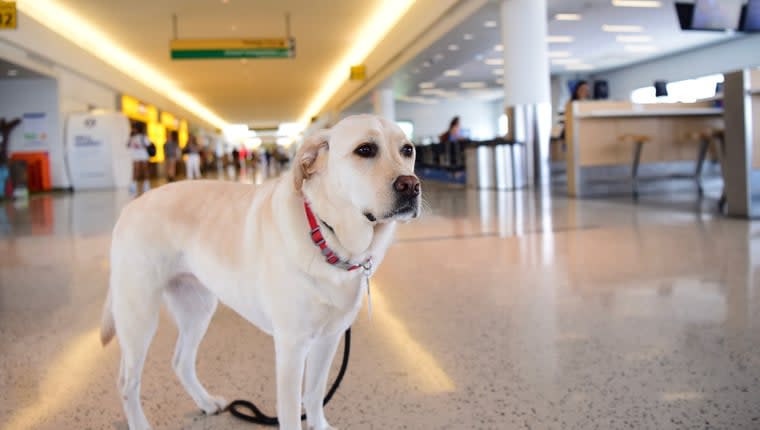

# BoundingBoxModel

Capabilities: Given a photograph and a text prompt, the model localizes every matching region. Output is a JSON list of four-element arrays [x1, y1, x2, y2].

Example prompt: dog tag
[[365, 276, 372, 321]]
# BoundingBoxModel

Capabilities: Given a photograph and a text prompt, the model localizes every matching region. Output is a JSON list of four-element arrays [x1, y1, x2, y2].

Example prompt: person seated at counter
[[560, 80, 591, 140], [439, 116, 464, 143]]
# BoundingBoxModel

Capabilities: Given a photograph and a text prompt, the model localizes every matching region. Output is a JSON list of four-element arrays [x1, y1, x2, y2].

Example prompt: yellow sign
[[178, 120, 189, 148], [0, 2, 17, 30], [350, 65, 366, 81], [160, 111, 179, 130], [120, 95, 158, 124]]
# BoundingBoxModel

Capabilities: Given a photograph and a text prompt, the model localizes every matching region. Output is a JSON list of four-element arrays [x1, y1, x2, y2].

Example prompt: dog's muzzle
[[386, 175, 421, 219]]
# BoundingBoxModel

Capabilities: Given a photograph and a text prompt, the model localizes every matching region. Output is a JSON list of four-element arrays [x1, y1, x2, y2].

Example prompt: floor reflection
[[0, 180, 759, 429]]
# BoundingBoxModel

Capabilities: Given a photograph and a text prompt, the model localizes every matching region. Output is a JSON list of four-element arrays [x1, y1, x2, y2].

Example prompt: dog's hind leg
[[164, 275, 227, 415], [112, 271, 161, 430]]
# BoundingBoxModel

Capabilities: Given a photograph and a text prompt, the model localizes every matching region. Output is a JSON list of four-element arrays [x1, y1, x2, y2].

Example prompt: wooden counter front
[[565, 100, 724, 196]]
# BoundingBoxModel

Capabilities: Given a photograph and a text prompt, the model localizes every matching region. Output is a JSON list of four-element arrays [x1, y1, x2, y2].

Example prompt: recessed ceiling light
[[448, 44, 459, 51], [7, 69, 18, 76], [494, 44, 504, 51], [463, 33, 474, 40], [419, 82, 435, 89], [551, 58, 582, 65], [484, 20, 498, 28], [555, 13, 582, 21], [612, 0, 662, 7], [548, 51, 572, 58], [460, 81, 486, 89], [444, 69, 462, 77], [484, 58, 504, 66], [547, 35, 574, 43], [492, 69, 504, 75], [565, 64, 594, 71], [602, 24, 644, 33], [624, 44, 658, 53], [616, 35, 653, 43]]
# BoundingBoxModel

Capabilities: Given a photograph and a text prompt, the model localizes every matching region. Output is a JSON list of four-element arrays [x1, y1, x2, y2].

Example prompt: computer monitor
[[654, 81, 668, 98], [691, 0, 743, 31], [675, 2, 694, 30], [741, 0, 760, 32], [593, 80, 609, 100]]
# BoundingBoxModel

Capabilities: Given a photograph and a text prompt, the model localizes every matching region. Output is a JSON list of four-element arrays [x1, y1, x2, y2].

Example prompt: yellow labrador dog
[[100, 114, 420, 430]]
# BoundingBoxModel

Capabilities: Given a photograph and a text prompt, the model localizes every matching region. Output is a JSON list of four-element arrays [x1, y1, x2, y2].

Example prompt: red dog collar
[[304, 201, 372, 272]]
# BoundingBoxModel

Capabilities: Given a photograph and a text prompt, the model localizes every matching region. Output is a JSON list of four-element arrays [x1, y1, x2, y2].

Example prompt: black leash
[[227, 328, 351, 426]]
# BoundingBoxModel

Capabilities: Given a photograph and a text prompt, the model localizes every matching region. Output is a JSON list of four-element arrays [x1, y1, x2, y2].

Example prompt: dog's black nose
[[393, 175, 420, 197]]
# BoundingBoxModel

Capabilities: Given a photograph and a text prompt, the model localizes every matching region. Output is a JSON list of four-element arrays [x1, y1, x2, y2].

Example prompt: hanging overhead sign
[[170, 38, 295, 59], [0, 1, 17, 30]]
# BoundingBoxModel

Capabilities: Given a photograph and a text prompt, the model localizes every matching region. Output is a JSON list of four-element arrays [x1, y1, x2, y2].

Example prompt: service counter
[[565, 100, 724, 197], [723, 68, 760, 218]]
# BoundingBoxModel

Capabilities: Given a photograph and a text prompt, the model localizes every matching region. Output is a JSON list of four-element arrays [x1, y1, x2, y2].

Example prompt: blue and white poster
[[22, 112, 48, 147]]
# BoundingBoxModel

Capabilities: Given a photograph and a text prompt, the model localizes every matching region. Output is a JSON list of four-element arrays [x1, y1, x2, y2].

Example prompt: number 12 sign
[[0, 2, 17, 30]]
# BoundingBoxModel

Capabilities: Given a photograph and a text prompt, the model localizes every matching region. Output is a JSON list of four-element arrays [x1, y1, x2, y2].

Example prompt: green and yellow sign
[[0, 1, 17, 30], [170, 38, 295, 59]]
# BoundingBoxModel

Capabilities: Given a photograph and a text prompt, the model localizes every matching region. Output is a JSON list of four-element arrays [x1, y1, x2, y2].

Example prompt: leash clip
[[360, 257, 373, 277]]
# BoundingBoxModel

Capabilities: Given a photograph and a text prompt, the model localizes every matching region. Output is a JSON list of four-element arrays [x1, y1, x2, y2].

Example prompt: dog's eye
[[354, 143, 378, 158], [400, 144, 414, 158]]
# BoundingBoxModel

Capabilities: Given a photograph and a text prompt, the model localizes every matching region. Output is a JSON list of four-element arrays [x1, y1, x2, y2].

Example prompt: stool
[[619, 134, 651, 197], [685, 130, 714, 196]]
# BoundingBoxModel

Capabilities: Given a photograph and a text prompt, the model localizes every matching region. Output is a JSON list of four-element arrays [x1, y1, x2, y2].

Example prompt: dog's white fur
[[100, 115, 420, 430]]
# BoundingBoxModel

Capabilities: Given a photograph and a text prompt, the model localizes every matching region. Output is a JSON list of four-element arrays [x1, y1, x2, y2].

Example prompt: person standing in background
[[184, 134, 202, 180], [164, 130, 180, 182], [127, 122, 150, 194]]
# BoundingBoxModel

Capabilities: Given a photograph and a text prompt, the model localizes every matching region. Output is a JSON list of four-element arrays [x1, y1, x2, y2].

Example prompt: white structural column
[[372, 87, 396, 121], [500, 0, 552, 186]]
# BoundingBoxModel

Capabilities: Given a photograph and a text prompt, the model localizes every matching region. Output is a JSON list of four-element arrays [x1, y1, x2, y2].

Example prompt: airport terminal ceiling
[[390, 0, 735, 104], [30, 0, 742, 127]]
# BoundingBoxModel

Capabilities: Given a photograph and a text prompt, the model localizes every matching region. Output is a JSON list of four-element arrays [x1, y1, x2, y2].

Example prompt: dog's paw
[[200, 395, 228, 415]]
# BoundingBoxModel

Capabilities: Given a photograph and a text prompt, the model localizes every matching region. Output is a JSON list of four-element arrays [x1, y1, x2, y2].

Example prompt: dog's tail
[[100, 288, 116, 346]]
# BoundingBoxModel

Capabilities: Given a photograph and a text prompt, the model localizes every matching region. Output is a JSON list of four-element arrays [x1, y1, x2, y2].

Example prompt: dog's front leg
[[303, 333, 343, 430], [275, 335, 311, 430]]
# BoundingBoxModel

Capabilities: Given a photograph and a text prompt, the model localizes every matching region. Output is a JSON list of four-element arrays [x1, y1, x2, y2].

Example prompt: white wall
[[590, 34, 760, 100], [58, 68, 117, 116], [395, 98, 499, 142], [0, 10, 215, 129], [0, 78, 68, 187]]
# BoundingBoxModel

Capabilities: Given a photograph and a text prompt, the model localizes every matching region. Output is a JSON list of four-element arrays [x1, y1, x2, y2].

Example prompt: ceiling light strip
[[612, 0, 662, 7], [17, 0, 228, 129], [298, 0, 416, 128]]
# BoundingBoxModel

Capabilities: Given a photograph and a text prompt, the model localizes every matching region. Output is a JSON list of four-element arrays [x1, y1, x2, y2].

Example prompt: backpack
[[143, 135, 157, 157]]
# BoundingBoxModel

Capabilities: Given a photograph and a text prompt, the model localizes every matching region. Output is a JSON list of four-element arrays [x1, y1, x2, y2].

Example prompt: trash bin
[[465, 141, 495, 189], [494, 139, 527, 190], [495, 140, 514, 190]]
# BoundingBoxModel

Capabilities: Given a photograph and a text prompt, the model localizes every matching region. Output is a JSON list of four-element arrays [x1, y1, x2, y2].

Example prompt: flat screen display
[[742, 0, 760, 32], [691, 0, 743, 30]]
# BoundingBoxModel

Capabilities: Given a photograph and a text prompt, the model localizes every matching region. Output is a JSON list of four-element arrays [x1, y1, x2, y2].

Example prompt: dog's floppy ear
[[294, 130, 330, 191]]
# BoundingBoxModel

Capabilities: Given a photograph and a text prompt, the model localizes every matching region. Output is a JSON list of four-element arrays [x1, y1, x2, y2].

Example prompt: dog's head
[[294, 114, 421, 233]]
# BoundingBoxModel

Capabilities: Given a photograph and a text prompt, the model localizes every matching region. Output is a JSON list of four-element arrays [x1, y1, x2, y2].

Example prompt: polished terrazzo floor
[[1, 174, 759, 430]]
